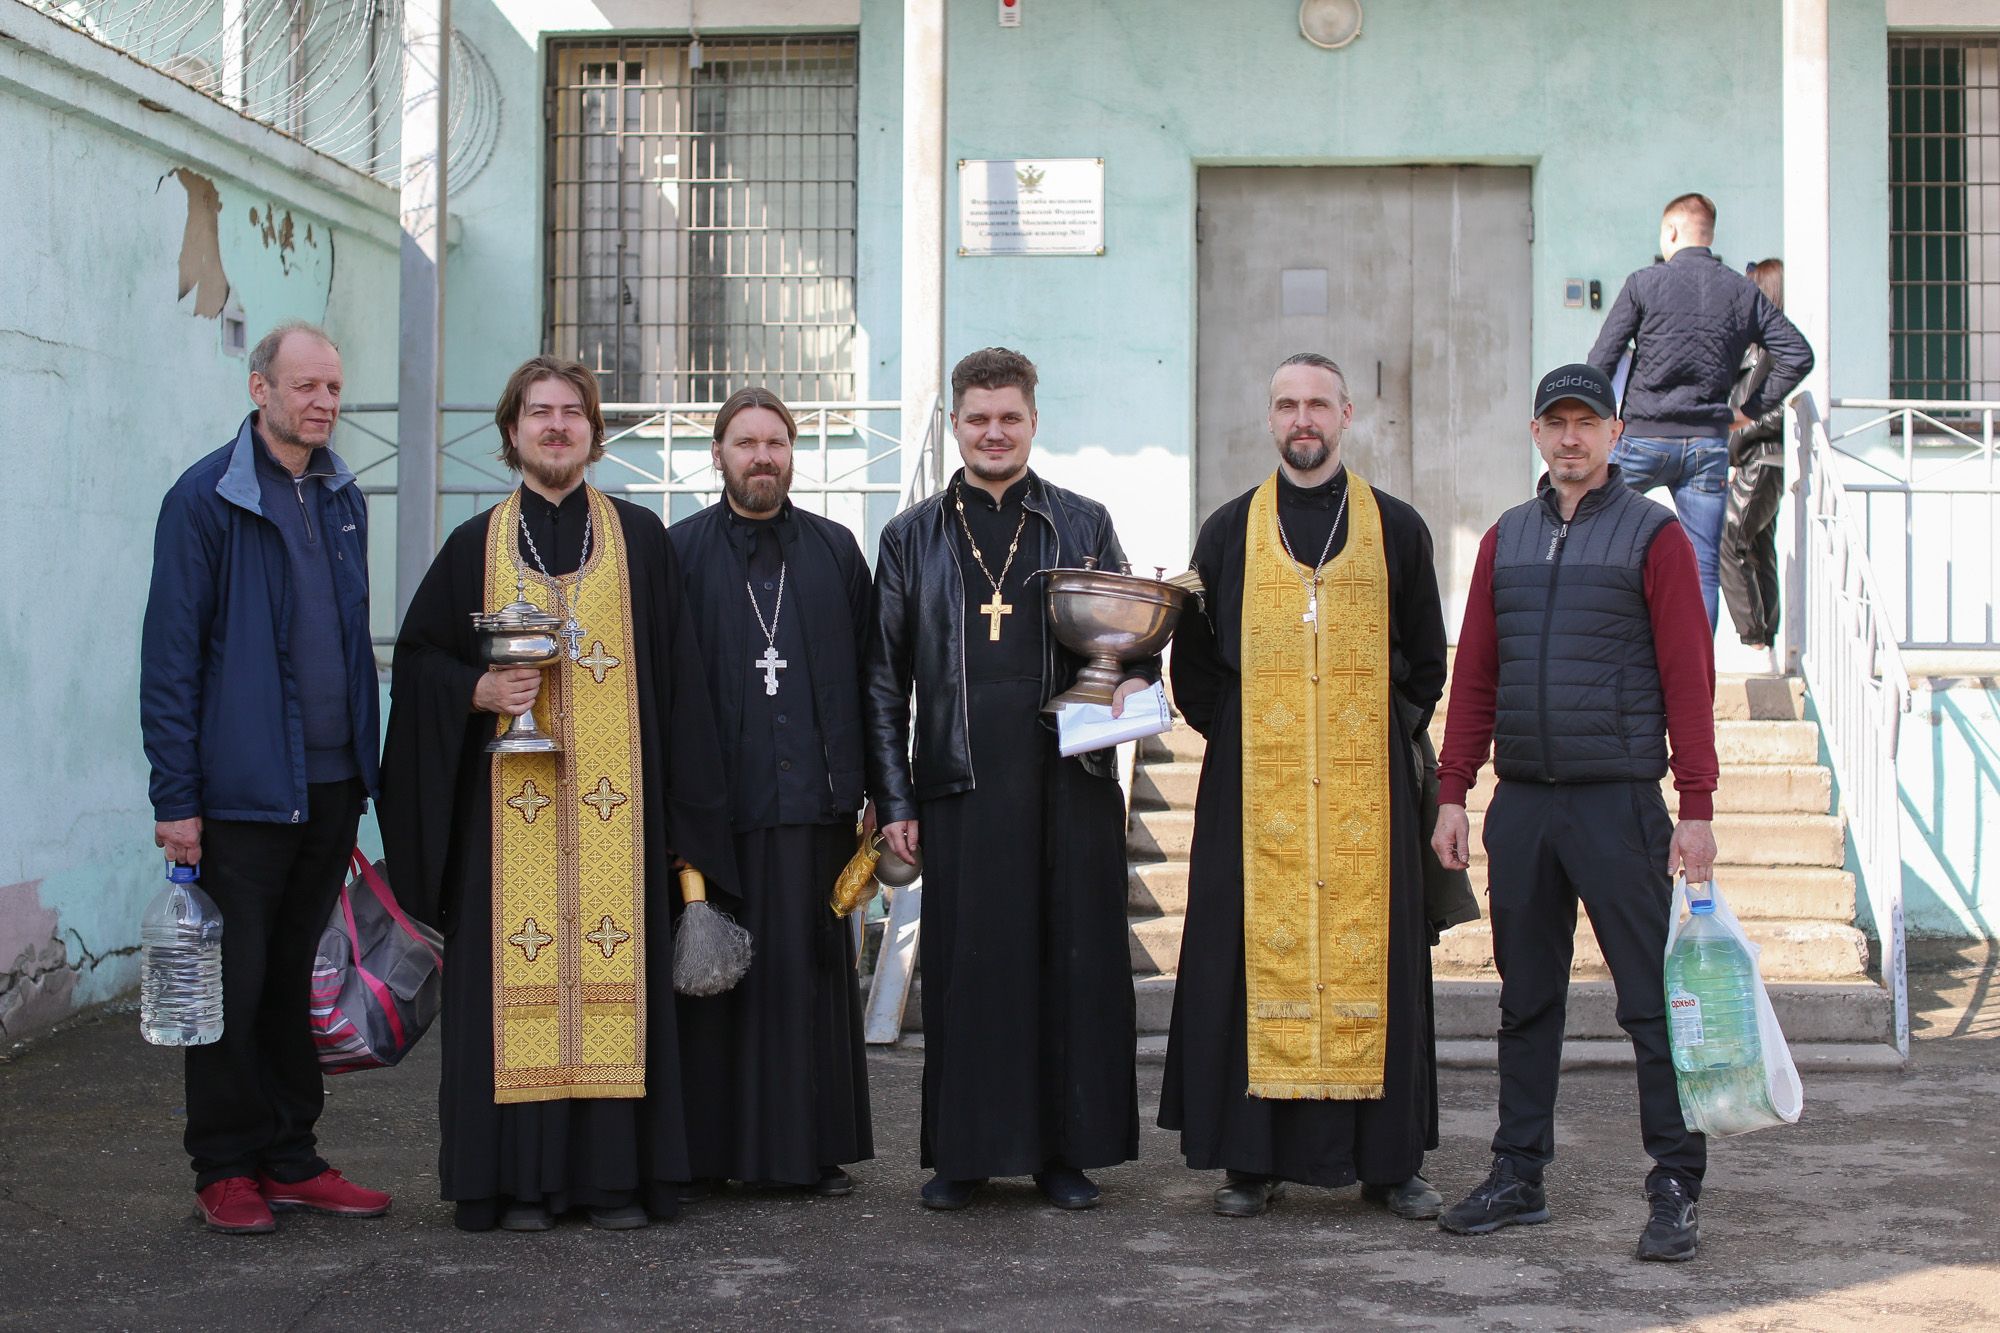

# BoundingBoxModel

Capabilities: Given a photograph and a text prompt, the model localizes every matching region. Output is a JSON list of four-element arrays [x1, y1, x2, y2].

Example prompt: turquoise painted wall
[[0, 10, 398, 1041], [857, 0, 1894, 566], [1900, 680, 1999, 939]]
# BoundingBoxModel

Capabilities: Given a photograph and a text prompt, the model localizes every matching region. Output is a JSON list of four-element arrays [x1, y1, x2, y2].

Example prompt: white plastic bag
[[1663, 874, 1804, 1137]]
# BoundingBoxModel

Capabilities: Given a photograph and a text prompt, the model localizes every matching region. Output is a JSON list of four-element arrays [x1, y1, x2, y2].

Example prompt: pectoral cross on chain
[[756, 643, 788, 696], [559, 617, 586, 661], [980, 596, 1013, 641], [1303, 596, 1317, 626]]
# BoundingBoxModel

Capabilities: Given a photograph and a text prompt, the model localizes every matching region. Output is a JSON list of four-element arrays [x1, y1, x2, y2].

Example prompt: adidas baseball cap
[[1532, 363, 1618, 419]]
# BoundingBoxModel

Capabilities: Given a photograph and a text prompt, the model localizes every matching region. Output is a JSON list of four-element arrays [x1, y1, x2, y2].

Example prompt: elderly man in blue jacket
[[140, 320, 390, 1235], [1587, 192, 1814, 629]]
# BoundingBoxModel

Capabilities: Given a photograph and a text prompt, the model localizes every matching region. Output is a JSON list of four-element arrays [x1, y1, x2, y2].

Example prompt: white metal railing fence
[[1788, 393, 1914, 1056], [1825, 399, 2000, 652]]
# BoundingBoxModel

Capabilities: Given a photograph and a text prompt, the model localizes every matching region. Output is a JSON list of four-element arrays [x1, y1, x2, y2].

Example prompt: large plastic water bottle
[[139, 862, 224, 1047], [1664, 891, 1760, 1072]]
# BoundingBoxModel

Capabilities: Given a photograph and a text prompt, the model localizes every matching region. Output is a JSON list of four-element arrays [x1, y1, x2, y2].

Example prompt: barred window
[[546, 36, 859, 405], [1890, 35, 2000, 400]]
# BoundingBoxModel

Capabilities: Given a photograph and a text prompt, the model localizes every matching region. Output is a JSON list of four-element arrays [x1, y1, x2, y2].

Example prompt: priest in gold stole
[[1160, 353, 1449, 1219], [380, 356, 737, 1233]]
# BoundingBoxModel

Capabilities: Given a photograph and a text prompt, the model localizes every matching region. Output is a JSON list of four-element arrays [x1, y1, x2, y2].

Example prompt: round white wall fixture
[[1299, 0, 1363, 50]]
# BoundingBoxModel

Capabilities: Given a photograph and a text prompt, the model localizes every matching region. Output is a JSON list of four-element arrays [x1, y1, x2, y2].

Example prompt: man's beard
[[1281, 429, 1331, 472], [262, 407, 328, 452], [521, 442, 589, 494], [966, 451, 1026, 484], [724, 464, 792, 514]]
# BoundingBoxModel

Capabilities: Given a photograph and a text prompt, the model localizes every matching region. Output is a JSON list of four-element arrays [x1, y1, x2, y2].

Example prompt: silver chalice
[[472, 599, 564, 754], [1042, 558, 1192, 712]]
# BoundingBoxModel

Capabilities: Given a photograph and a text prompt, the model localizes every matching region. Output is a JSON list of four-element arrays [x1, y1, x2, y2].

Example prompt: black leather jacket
[[863, 469, 1160, 824]]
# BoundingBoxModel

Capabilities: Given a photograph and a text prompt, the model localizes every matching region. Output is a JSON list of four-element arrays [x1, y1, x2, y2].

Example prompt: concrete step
[[1123, 974, 1892, 1046], [1129, 913, 1186, 974], [1426, 718, 1822, 768], [1133, 913, 1869, 984], [1131, 761, 1203, 810], [1433, 673, 1804, 725], [1125, 861, 1857, 922], [1126, 755, 1832, 817], [1429, 977, 1893, 1045], [1465, 809, 1846, 867], [1125, 808, 1196, 860], [1455, 765, 1830, 815], [1432, 918, 1870, 981], [1140, 727, 1207, 762]]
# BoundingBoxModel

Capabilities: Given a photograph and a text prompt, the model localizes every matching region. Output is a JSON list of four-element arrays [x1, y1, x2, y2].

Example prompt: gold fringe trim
[[1255, 1000, 1316, 1020], [496, 1080, 646, 1105], [1244, 1081, 1387, 1102]]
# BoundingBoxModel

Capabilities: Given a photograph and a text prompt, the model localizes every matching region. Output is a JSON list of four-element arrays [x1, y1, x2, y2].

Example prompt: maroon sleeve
[[1437, 525, 1501, 807], [1644, 522, 1718, 821]]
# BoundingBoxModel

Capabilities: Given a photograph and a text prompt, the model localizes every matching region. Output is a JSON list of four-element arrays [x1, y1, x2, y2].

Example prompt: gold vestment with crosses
[[1238, 473, 1393, 1100], [484, 486, 646, 1103]]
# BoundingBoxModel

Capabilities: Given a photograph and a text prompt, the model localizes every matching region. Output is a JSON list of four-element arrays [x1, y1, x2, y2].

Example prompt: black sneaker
[[1437, 1158, 1551, 1235], [1635, 1179, 1699, 1262]]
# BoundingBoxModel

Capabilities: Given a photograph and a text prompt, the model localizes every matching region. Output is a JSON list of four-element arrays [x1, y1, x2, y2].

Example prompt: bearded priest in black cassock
[[864, 348, 1153, 1212], [1160, 353, 1450, 1220], [666, 388, 874, 1196], [379, 356, 738, 1233]]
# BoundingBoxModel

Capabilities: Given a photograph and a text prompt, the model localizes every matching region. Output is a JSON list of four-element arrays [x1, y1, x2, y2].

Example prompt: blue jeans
[[1611, 434, 1728, 629]]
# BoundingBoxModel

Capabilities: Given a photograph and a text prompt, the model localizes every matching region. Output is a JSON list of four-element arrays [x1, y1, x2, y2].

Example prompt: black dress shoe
[[811, 1166, 853, 1198], [1361, 1175, 1444, 1220], [588, 1203, 649, 1231], [919, 1175, 985, 1210], [1032, 1165, 1102, 1211], [675, 1179, 720, 1204], [1212, 1171, 1286, 1218], [1635, 1179, 1699, 1262], [1438, 1158, 1550, 1235], [499, 1202, 553, 1232]]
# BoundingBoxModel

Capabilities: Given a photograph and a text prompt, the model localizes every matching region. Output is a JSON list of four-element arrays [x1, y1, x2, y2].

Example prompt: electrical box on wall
[[999, 0, 1021, 26]]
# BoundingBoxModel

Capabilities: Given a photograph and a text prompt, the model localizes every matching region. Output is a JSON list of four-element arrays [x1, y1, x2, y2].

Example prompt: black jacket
[[668, 500, 873, 823], [863, 468, 1158, 824], [1587, 247, 1814, 438], [1726, 343, 1787, 467]]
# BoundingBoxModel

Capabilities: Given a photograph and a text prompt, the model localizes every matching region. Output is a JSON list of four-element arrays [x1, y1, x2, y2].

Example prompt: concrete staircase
[[1124, 674, 1898, 1062]]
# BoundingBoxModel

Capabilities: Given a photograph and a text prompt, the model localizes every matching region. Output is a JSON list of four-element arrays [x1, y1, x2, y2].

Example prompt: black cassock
[[379, 487, 737, 1219], [1160, 469, 1448, 1187], [666, 501, 873, 1185], [916, 477, 1138, 1180]]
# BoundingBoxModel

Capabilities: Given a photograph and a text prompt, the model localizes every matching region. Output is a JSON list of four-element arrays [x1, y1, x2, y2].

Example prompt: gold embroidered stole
[[1239, 473, 1393, 1099], [484, 486, 646, 1103]]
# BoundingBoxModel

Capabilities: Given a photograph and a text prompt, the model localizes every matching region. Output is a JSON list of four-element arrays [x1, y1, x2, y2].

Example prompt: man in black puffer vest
[[1430, 363, 1720, 1264], [1587, 193, 1813, 631]]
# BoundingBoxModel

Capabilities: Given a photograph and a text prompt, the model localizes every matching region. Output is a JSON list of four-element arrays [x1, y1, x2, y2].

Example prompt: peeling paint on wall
[[165, 167, 231, 318], [0, 880, 139, 1042]]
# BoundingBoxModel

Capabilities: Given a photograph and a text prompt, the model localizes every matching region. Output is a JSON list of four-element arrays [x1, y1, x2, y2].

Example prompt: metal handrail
[[1789, 392, 1913, 1056], [1824, 398, 1998, 651]]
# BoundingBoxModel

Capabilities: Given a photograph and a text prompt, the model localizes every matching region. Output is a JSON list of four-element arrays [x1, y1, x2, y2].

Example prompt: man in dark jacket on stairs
[[1430, 362, 1719, 1263], [1587, 193, 1813, 631]]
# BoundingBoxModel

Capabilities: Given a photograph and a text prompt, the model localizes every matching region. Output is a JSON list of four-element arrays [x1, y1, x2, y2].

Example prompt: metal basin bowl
[[1043, 568, 1191, 711]]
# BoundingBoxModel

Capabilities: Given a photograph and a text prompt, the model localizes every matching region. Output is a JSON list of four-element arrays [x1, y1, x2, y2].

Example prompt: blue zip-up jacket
[[141, 413, 380, 824]]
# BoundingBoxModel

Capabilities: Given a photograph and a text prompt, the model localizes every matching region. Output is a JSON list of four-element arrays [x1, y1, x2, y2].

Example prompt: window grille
[[546, 36, 859, 405], [1890, 35, 2000, 401]]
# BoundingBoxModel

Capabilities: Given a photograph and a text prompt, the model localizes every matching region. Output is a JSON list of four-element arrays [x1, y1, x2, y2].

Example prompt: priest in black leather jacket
[[862, 347, 1157, 1212]]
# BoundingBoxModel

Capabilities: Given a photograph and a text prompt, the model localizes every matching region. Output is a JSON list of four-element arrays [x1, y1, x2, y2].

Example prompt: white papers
[[1055, 680, 1173, 757]]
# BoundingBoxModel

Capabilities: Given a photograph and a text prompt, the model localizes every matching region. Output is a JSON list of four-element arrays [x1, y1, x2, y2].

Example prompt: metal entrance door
[[1195, 166, 1533, 631]]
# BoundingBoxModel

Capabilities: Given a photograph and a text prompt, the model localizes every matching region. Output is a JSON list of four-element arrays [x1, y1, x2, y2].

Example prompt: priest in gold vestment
[[380, 357, 737, 1232], [1160, 353, 1449, 1219]]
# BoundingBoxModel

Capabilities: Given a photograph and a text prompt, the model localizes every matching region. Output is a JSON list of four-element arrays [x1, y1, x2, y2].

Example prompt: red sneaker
[[195, 1178, 276, 1234], [257, 1168, 392, 1217]]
